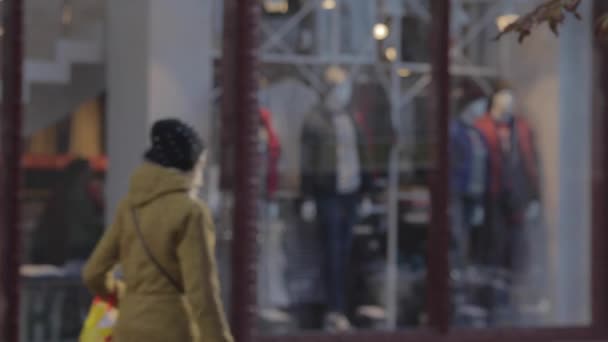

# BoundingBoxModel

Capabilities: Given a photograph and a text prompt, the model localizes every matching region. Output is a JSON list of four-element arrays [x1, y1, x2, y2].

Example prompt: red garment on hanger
[[260, 107, 281, 197], [474, 114, 538, 197]]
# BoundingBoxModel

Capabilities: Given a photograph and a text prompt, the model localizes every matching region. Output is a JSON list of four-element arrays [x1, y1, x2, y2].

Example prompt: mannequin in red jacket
[[473, 87, 540, 320], [475, 87, 540, 320]]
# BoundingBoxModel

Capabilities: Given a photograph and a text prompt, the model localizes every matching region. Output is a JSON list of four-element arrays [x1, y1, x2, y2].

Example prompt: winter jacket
[[83, 163, 233, 342], [300, 108, 371, 197], [474, 115, 538, 199], [450, 119, 489, 198]]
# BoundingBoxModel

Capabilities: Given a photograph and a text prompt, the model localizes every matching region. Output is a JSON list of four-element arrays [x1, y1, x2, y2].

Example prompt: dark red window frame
[[0, 0, 24, 341]]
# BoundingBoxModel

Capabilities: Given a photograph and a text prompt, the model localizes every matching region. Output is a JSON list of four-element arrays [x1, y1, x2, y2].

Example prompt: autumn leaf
[[563, 0, 582, 16], [496, 0, 584, 43]]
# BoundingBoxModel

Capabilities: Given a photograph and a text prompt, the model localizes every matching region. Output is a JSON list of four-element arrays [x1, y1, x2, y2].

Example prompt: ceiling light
[[373, 23, 390, 41], [325, 65, 347, 84], [385, 47, 397, 61], [496, 14, 519, 32], [264, 0, 289, 14], [62, 5, 73, 25], [321, 0, 336, 10], [398, 67, 412, 78]]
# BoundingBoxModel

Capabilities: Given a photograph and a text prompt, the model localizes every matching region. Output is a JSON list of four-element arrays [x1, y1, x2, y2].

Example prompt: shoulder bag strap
[[130, 207, 183, 293]]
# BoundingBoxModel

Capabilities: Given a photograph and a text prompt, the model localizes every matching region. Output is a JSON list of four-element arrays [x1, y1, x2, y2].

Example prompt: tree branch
[[496, 0, 585, 42]]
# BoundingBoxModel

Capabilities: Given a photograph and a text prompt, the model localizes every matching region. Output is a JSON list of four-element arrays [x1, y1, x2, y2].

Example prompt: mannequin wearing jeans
[[300, 76, 370, 331]]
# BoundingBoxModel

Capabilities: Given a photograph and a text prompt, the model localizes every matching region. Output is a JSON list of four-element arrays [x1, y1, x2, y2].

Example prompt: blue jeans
[[316, 194, 359, 314]]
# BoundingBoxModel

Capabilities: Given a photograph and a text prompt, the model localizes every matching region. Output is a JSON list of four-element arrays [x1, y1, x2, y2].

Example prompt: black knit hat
[[144, 119, 205, 172]]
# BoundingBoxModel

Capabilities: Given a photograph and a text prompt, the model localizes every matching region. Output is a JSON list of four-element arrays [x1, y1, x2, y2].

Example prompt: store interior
[[17, 0, 594, 339]]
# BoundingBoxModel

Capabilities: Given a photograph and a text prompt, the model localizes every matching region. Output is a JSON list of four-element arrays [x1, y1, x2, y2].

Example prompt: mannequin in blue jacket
[[450, 97, 489, 270]]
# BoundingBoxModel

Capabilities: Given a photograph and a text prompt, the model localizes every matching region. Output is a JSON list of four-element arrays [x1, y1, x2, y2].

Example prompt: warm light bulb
[[325, 65, 347, 84], [264, 0, 289, 14], [373, 23, 390, 41], [398, 67, 412, 78], [321, 0, 337, 10], [496, 14, 520, 32], [62, 5, 73, 25], [385, 47, 397, 61]]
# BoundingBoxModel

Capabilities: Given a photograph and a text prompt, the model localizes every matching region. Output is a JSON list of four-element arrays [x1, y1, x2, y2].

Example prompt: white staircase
[[17, 0, 106, 136]]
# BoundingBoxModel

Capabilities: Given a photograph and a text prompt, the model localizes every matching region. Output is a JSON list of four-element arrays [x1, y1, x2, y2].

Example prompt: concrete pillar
[[106, 0, 213, 221], [555, 0, 593, 324]]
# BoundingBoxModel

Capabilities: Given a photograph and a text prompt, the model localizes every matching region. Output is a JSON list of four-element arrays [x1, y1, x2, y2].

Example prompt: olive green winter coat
[[83, 163, 233, 342]]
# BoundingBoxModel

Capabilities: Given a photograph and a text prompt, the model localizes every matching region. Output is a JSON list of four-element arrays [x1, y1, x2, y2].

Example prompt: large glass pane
[[18, 0, 232, 340], [19, 0, 107, 339], [251, 0, 433, 335], [448, 0, 592, 328]]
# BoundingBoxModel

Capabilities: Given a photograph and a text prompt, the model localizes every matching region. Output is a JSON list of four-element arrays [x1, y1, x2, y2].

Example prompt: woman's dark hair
[[144, 118, 205, 172]]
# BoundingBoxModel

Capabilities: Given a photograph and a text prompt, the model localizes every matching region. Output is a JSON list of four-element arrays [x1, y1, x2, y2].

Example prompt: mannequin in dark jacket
[[299, 77, 371, 331]]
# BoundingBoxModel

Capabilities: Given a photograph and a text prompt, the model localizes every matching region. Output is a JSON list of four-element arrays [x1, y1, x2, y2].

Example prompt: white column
[[555, 0, 592, 324], [106, 0, 213, 221]]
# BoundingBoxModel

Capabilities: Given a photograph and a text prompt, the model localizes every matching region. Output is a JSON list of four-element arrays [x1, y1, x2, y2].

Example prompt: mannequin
[[450, 97, 488, 270], [478, 88, 539, 229], [299, 73, 370, 331], [474, 87, 539, 321]]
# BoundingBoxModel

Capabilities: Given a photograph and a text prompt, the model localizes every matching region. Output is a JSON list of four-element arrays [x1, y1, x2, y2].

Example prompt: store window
[[448, 0, 594, 329], [16, 1, 111, 340], [219, 0, 607, 341], [20, 105, 107, 341], [17, 4, 108, 335], [3, 0, 608, 341]]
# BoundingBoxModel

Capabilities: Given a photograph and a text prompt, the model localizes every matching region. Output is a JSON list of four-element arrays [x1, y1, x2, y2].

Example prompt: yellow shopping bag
[[79, 296, 118, 342]]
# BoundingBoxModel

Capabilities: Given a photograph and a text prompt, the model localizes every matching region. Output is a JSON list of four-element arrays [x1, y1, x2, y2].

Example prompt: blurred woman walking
[[83, 119, 233, 342]]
